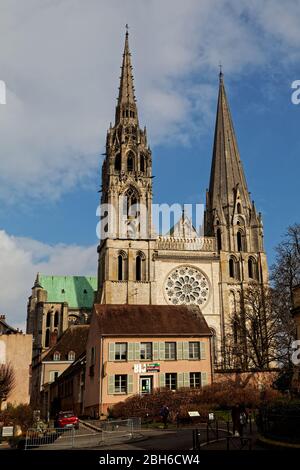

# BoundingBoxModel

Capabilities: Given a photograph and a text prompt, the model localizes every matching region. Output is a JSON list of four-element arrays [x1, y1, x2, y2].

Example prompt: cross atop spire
[[115, 27, 138, 124]]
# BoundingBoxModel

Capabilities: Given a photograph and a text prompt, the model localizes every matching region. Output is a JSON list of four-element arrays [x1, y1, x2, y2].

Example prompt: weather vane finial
[[125, 24, 129, 34], [219, 62, 224, 81]]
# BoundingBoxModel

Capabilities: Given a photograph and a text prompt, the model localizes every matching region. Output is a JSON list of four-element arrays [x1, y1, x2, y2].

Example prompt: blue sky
[[0, 0, 299, 327]]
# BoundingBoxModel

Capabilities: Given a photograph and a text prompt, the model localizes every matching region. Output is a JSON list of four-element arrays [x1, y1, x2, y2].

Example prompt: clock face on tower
[[164, 266, 210, 307]]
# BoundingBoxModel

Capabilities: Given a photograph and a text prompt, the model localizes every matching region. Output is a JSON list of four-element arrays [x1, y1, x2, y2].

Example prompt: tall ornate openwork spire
[[207, 71, 251, 221], [115, 26, 138, 125]]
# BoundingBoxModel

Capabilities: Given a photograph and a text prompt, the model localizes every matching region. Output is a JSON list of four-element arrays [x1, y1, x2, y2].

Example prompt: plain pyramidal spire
[[207, 69, 251, 217], [115, 26, 138, 124]]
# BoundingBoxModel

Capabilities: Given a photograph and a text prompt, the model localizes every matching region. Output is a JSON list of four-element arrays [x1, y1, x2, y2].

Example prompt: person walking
[[160, 405, 170, 429]]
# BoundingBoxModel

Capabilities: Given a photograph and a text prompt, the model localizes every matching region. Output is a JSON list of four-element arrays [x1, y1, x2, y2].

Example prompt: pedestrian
[[231, 403, 241, 436], [159, 404, 170, 429], [239, 404, 248, 438]]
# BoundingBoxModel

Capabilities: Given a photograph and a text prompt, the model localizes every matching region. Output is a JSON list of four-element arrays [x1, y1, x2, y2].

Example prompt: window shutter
[[159, 373, 165, 388], [108, 375, 115, 394], [183, 341, 189, 360], [177, 373, 183, 389], [176, 341, 183, 360], [108, 343, 115, 362], [134, 343, 141, 361], [184, 372, 190, 388], [153, 342, 159, 360], [128, 343, 134, 361], [127, 375, 133, 394], [200, 342, 206, 360], [201, 372, 208, 387], [159, 342, 165, 360]]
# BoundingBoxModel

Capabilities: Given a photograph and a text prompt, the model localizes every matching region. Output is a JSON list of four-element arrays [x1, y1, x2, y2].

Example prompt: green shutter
[[108, 343, 115, 362], [201, 372, 208, 387], [128, 343, 134, 361], [159, 342, 165, 360], [184, 372, 190, 388], [176, 342, 183, 360], [200, 342, 206, 360], [159, 373, 165, 388], [108, 375, 115, 394], [183, 341, 189, 360], [177, 373, 183, 389], [153, 342, 159, 360], [134, 343, 141, 361], [127, 374, 133, 394]]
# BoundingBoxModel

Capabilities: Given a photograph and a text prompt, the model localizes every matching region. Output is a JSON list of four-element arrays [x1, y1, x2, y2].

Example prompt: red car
[[55, 411, 79, 430]]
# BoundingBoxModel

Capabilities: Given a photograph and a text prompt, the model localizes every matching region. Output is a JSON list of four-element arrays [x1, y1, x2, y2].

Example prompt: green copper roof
[[38, 275, 97, 309]]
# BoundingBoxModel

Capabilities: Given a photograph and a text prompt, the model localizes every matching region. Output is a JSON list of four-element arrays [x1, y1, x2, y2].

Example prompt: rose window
[[165, 266, 209, 306]]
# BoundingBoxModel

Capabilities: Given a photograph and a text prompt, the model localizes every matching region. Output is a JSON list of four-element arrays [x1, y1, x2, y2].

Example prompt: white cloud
[[0, 0, 299, 203], [0, 229, 96, 329]]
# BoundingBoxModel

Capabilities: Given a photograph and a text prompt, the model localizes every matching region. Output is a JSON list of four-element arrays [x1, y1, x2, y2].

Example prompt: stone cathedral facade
[[96, 31, 269, 368]]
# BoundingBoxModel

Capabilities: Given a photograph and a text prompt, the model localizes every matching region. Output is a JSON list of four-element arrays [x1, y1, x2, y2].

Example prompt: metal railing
[[25, 427, 76, 450]]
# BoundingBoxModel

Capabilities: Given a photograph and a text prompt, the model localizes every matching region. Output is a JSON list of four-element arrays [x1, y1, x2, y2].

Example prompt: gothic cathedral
[[96, 31, 269, 368]]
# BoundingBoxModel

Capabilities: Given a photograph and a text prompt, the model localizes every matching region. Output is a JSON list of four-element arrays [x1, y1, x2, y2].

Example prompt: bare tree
[[225, 284, 283, 370], [0, 363, 16, 408], [271, 223, 300, 368]]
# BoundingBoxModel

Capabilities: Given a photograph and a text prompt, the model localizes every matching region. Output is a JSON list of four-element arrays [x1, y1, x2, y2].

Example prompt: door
[[140, 376, 152, 394]]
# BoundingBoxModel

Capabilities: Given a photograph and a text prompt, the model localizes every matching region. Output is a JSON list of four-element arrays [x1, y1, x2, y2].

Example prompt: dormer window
[[68, 350, 75, 361], [53, 351, 61, 361]]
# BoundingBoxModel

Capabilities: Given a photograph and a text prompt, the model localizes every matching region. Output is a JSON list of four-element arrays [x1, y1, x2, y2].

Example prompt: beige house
[[30, 324, 89, 416], [0, 315, 32, 409], [84, 304, 212, 417]]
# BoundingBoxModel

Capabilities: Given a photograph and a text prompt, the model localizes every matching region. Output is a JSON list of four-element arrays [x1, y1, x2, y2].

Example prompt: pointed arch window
[[210, 328, 218, 364], [248, 257, 258, 280], [117, 251, 128, 281], [54, 311, 59, 328], [237, 231, 243, 251], [127, 151, 135, 172], [135, 251, 146, 281], [115, 153, 121, 171], [216, 229, 222, 251], [125, 186, 139, 218], [237, 202, 242, 214], [229, 256, 240, 280], [45, 328, 50, 348], [140, 154, 145, 173], [46, 311, 51, 328]]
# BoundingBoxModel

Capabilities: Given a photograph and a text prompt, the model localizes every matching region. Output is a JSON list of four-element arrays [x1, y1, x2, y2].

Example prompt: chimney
[[0, 315, 6, 320]]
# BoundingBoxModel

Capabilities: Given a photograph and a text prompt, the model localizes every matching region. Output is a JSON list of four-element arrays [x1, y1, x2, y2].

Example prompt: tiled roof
[[93, 304, 211, 336], [43, 325, 89, 362], [38, 275, 97, 308]]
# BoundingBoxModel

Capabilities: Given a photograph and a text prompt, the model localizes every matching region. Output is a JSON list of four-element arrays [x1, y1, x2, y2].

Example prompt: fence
[[192, 417, 253, 451], [25, 428, 76, 450], [25, 418, 142, 450]]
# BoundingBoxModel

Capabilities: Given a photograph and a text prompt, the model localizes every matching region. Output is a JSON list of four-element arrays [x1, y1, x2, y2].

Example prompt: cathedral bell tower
[[204, 71, 269, 367], [97, 30, 155, 304]]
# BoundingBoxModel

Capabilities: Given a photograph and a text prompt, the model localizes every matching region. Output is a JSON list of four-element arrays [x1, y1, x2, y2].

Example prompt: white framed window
[[114, 374, 127, 394], [165, 342, 176, 360], [189, 342, 200, 360], [190, 372, 201, 388], [49, 371, 59, 383], [165, 373, 177, 390], [53, 351, 61, 361], [140, 342, 152, 360], [68, 350, 75, 361], [115, 343, 127, 361]]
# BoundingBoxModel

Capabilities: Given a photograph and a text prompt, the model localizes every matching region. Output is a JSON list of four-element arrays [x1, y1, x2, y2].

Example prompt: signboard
[[2, 426, 14, 437], [134, 363, 160, 373], [146, 363, 160, 372], [209, 413, 215, 421], [188, 411, 200, 417]]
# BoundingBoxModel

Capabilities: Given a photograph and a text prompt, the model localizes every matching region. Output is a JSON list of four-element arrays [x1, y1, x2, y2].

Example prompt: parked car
[[55, 411, 79, 430]]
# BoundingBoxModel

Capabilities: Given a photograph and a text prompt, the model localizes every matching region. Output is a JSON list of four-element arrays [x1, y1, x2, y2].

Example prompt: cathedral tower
[[97, 30, 155, 304], [205, 71, 269, 367]]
